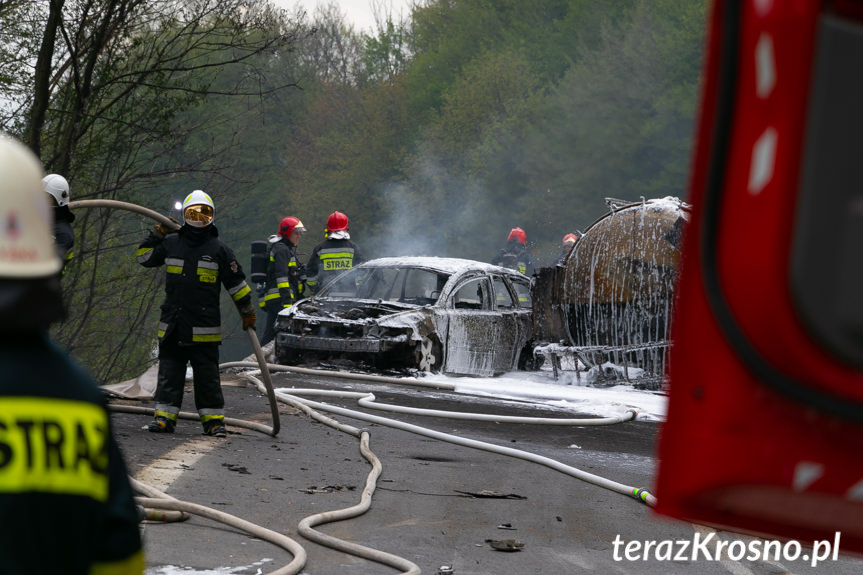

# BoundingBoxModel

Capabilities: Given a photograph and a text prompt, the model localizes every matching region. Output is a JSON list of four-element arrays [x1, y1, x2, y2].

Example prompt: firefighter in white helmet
[[137, 189, 256, 437], [0, 133, 144, 572], [42, 173, 75, 273]]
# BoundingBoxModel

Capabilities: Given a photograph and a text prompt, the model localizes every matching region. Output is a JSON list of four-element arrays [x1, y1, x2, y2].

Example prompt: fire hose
[[236, 369, 655, 506], [69, 198, 280, 436], [74, 198, 654, 574]]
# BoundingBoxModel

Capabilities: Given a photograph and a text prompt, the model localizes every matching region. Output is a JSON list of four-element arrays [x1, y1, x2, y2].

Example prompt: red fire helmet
[[507, 227, 526, 245], [326, 211, 349, 232]]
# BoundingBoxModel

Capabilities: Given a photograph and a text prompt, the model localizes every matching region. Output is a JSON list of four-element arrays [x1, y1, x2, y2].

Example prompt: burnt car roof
[[356, 256, 528, 277]]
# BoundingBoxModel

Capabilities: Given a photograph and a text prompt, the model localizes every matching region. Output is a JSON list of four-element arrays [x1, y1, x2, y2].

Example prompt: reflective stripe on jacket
[[306, 237, 363, 292], [0, 333, 143, 573], [137, 224, 251, 345], [265, 238, 303, 309]]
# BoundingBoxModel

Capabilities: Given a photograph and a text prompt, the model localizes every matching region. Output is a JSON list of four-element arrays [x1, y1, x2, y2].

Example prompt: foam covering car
[[273, 257, 534, 376]]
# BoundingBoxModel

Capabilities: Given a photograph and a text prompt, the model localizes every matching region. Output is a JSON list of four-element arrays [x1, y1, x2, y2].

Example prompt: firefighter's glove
[[297, 263, 308, 283], [296, 267, 309, 296], [239, 301, 256, 331], [242, 312, 257, 331], [153, 224, 175, 239]]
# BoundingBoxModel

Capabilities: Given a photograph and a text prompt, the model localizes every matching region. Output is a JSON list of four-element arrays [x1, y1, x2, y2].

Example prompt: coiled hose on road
[[230, 363, 655, 506], [113, 360, 652, 575], [80, 198, 655, 574]]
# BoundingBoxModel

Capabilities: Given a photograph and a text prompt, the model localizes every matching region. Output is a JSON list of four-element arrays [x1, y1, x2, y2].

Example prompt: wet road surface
[[109, 370, 863, 574]]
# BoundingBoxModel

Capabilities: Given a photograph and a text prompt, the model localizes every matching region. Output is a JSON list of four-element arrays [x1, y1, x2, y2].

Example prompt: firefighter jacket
[[264, 238, 305, 310], [0, 332, 144, 574], [305, 233, 363, 292], [491, 239, 535, 276], [137, 224, 253, 345], [54, 206, 75, 274], [262, 237, 305, 310]]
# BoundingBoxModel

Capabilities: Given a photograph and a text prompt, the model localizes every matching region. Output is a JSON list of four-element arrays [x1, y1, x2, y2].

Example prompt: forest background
[[0, 0, 707, 380]]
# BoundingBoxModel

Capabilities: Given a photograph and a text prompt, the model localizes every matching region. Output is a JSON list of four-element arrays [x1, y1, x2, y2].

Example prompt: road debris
[[299, 485, 356, 494], [222, 463, 251, 475], [486, 539, 525, 552], [454, 490, 526, 499]]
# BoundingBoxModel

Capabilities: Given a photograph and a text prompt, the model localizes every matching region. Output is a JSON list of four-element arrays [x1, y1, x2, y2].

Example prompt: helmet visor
[[184, 204, 214, 227]]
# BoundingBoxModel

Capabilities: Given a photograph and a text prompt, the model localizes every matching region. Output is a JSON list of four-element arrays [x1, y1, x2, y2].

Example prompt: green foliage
[[0, 1, 44, 135], [9, 1, 301, 381], [386, 49, 543, 259], [342, 0, 706, 263], [6, 0, 710, 370], [174, 0, 707, 271], [362, 18, 410, 82], [519, 0, 705, 234], [406, 0, 567, 114]]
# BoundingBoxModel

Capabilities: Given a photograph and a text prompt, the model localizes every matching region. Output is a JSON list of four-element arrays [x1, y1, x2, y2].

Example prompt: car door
[[444, 276, 498, 376], [491, 274, 520, 372], [507, 274, 535, 363]]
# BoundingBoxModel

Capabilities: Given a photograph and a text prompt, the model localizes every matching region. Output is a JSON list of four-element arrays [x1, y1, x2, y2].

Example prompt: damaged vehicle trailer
[[273, 257, 534, 376], [531, 197, 691, 388]]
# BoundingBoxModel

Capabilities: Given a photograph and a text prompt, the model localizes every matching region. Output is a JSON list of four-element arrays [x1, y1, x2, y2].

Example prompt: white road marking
[[135, 437, 220, 491]]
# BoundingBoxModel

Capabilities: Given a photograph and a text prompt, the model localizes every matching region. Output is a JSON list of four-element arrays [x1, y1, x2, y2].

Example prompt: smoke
[[364, 154, 501, 263]]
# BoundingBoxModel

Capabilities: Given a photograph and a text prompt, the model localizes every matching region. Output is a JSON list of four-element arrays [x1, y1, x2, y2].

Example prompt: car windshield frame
[[319, 265, 452, 305]]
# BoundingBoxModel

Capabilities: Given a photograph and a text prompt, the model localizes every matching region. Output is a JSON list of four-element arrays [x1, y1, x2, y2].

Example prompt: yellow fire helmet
[[0, 133, 62, 278]]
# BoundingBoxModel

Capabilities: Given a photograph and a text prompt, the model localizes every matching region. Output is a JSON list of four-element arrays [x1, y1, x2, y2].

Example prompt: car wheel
[[518, 341, 543, 371], [416, 335, 443, 373]]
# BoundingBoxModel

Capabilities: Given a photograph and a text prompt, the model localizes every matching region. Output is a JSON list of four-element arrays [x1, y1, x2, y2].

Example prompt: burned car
[[273, 257, 534, 376]]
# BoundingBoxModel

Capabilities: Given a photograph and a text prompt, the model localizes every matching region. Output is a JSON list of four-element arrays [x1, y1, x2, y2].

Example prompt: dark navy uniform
[[305, 235, 363, 293], [492, 239, 535, 276], [0, 136, 141, 572], [53, 206, 75, 274], [137, 224, 252, 431], [0, 333, 144, 574], [260, 238, 304, 346]]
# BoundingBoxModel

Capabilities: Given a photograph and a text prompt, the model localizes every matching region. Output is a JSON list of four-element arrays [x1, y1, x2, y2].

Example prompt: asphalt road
[[108, 370, 863, 575]]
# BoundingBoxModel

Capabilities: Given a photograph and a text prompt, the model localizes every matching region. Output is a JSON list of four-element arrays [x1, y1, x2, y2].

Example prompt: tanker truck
[[531, 196, 690, 388]]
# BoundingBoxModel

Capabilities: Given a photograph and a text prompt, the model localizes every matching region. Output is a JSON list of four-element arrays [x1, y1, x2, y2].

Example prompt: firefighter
[[137, 189, 256, 437], [260, 216, 307, 346], [42, 173, 75, 274], [555, 232, 579, 264], [306, 211, 364, 294], [0, 134, 144, 573], [491, 226, 535, 276]]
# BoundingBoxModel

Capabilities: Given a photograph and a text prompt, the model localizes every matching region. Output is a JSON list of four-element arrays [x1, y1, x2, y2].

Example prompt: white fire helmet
[[181, 189, 215, 228], [0, 134, 63, 278], [42, 173, 70, 207]]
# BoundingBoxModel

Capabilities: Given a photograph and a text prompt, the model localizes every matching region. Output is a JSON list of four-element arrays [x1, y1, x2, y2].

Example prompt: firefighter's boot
[[202, 419, 227, 438], [147, 416, 176, 433]]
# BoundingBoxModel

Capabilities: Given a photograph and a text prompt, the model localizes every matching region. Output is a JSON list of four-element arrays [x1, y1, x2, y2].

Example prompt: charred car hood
[[286, 298, 431, 327]]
